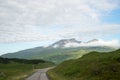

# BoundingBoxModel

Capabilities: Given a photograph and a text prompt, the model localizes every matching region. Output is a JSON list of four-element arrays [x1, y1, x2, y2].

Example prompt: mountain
[[1, 38, 117, 64], [47, 49, 120, 80], [49, 38, 118, 48], [1, 47, 115, 64], [86, 39, 99, 43], [48, 38, 81, 48]]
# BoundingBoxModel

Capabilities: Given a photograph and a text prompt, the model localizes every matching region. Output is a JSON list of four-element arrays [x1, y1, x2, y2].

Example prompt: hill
[[0, 57, 54, 80], [47, 49, 120, 80], [1, 46, 115, 64]]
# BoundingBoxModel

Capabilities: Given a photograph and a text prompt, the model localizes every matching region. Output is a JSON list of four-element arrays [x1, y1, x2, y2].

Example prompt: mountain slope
[[47, 49, 120, 80], [1, 38, 117, 64], [2, 46, 115, 64]]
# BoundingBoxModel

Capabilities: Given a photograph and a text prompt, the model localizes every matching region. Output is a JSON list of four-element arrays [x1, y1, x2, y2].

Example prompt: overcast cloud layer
[[0, 0, 120, 43]]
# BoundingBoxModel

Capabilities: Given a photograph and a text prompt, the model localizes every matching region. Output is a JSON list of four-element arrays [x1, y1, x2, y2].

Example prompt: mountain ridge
[[48, 38, 118, 48], [1, 38, 117, 63], [48, 38, 81, 48]]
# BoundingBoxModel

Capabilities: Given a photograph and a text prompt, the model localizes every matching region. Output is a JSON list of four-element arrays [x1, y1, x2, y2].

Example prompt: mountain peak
[[48, 38, 118, 48], [49, 38, 81, 48], [87, 39, 99, 43]]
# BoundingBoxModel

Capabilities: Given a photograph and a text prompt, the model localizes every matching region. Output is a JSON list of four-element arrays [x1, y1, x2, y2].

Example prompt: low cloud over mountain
[[49, 39, 120, 48]]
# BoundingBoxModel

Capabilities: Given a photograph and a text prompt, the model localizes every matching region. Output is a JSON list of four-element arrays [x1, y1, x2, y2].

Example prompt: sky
[[0, 0, 120, 55]]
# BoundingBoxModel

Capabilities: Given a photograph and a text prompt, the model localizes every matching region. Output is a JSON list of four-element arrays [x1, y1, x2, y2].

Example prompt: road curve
[[26, 67, 53, 80]]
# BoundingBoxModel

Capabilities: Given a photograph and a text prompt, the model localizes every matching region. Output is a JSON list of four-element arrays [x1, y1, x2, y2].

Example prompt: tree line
[[0, 57, 46, 64]]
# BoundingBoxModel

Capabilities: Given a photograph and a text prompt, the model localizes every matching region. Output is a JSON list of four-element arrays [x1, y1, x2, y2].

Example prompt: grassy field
[[47, 49, 120, 80], [0, 58, 54, 80]]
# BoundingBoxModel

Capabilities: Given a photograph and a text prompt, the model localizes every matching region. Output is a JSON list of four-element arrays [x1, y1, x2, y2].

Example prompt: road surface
[[26, 67, 53, 80]]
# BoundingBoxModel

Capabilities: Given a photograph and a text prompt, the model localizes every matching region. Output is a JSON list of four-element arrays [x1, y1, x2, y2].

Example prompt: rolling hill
[[47, 49, 120, 80]]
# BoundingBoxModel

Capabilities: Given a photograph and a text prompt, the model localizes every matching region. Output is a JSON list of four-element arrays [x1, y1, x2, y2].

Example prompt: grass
[[0, 59, 54, 80], [47, 49, 120, 80]]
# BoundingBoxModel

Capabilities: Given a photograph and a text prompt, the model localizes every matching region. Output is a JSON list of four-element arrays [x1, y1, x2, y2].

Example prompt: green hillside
[[0, 57, 54, 80], [1, 46, 115, 64], [47, 49, 120, 80]]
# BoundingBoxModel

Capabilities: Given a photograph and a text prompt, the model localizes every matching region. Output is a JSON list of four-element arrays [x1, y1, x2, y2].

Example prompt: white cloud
[[58, 24, 120, 40], [63, 39, 120, 48], [81, 39, 120, 48], [0, 0, 120, 43]]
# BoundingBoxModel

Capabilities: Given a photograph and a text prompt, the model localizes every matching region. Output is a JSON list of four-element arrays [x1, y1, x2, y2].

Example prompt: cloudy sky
[[0, 0, 120, 55]]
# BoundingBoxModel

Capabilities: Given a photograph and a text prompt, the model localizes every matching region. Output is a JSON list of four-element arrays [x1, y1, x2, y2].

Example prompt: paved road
[[26, 67, 53, 80]]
